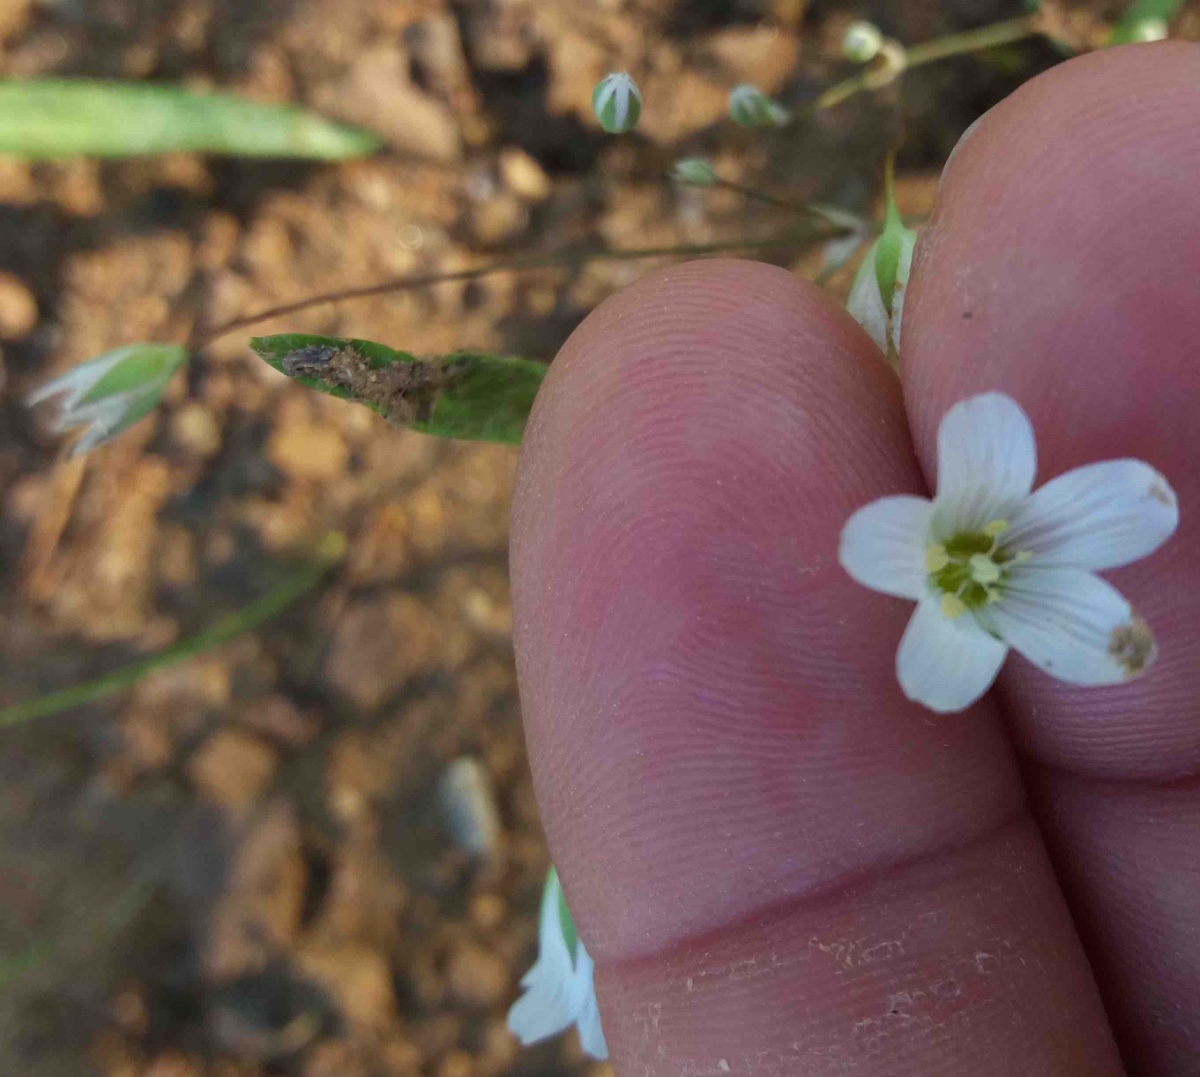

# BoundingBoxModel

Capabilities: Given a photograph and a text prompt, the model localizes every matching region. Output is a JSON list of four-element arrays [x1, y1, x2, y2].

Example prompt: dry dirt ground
[[0, 1, 1190, 1075]]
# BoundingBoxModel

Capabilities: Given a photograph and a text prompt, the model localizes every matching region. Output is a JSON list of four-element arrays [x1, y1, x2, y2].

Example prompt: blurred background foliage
[[0, 1, 1196, 1075]]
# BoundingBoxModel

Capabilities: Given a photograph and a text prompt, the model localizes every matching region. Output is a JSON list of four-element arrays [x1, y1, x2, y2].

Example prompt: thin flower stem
[[0, 533, 345, 729], [816, 14, 1040, 109], [188, 225, 844, 349], [712, 179, 863, 230]]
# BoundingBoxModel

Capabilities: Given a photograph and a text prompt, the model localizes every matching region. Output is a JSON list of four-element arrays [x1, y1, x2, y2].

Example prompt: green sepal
[[872, 161, 917, 316], [548, 868, 579, 957], [82, 343, 187, 402]]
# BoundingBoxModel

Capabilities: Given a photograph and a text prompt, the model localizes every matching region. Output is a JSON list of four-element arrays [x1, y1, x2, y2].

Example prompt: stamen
[[925, 544, 949, 572], [969, 554, 1001, 584], [940, 593, 966, 620], [983, 519, 1009, 537]]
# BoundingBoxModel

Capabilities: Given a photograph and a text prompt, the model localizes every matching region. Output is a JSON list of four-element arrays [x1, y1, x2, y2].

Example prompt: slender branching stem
[[816, 14, 1040, 110], [188, 225, 846, 349]]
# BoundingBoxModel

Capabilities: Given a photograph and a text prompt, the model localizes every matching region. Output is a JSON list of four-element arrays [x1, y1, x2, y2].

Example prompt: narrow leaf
[[251, 334, 545, 445], [0, 80, 381, 160]]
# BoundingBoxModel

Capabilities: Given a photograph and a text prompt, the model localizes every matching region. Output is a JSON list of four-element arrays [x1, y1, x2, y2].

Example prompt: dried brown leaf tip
[[1109, 616, 1157, 678], [281, 344, 466, 425]]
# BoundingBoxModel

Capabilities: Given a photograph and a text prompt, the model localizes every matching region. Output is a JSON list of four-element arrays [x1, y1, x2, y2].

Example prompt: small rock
[[437, 1050, 475, 1077], [0, 0, 31, 45], [314, 48, 460, 163], [446, 944, 510, 1008], [201, 801, 307, 978], [0, 271, 38, 338], [241, 694, 319, 748], [267, 399, 349, 483], [303, 1040, 371, 1077], [467, 193, 527, 245], [438, 757, 502, 861], [297, 944, 396, 1031], [469, 892, 506, 931], [170, 402, 223, 459], [405, 14, 472, 97], [498, 148, 550, 201], [188, 729, 278, 814], [323, 593, 443, 711]]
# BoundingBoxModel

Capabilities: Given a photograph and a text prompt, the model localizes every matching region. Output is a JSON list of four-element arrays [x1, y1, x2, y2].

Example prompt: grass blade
[[0, 533, 344, 729], [0, 80, 380, 159]]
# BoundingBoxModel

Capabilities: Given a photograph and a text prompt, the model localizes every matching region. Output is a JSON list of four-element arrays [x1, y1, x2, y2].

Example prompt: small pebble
[[446, 944, 510, 1008], [0, 271, 38, 339], [438, 757, 502, 860]]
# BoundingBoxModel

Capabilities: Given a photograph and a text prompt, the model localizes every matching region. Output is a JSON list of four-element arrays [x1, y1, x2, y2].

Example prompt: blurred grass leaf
[[0, 80, 380, 159], [1111, 0, 1181, 42], [252, 334, 545, 445], [0, 533, 344, 729]]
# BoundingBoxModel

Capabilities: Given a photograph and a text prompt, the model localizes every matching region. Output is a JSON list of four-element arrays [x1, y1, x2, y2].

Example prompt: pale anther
[[940, 593, 966, 620]]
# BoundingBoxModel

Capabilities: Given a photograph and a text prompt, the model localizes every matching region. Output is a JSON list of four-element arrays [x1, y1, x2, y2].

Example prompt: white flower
[[728, 83, 789, 128], [592, 73, 641, 134], [27, 342, 187, 455], [839, 392, 1179, 714], [507, 868, 607, 1059]]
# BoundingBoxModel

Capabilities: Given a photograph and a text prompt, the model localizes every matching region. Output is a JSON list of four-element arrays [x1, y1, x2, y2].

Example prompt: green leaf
[[251, 333, 545, 445], [0, 80, 381, 160]]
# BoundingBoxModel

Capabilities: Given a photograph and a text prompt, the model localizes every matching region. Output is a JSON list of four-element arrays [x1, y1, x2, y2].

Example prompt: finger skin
[[511, 260, 1123, 1075], [902, 43, 1200, 1072]]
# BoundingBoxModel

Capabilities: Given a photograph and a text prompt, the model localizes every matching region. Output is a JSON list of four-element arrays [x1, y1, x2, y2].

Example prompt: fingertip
[[511, 258, 1019, 956]]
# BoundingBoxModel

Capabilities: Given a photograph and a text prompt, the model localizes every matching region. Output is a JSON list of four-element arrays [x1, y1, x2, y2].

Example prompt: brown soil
[[0, 1, 1184, 1075]]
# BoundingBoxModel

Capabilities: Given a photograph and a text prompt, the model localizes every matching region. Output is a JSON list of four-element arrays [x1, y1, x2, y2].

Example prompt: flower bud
[[728, 83, 789, 129], [592, 72, 642, 134], [671, 157, 718, 187], [842, 20, 884, 63], [27, 342, 188, 455]]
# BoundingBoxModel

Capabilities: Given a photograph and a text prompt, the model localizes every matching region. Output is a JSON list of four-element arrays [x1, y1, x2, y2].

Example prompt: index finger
[[511, 260, 1123, 1075]]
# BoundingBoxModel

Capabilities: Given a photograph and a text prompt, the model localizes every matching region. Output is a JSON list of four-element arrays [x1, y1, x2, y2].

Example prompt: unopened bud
[[27, 342, 187, 455], [592, 72, 642, 134], [842, 20, 884, 63], [728, 83, 789, 129], [671, 157, 718, 187]]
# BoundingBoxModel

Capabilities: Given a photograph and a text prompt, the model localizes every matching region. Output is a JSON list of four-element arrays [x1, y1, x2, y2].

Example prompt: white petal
[[896, 596, 1008, 713], [992, 567, 1157, 685], [572, 943, 609, 1060], [839, 496, 934, 600], [507, 960, 582, 1045], [1006, 459, 1179, 571], [845, 241, 889, 353], [507, 870, 581, 1044], [26, 345, 141, 409], [822, 229, 868, 275], [933, 393, 1037, 537]]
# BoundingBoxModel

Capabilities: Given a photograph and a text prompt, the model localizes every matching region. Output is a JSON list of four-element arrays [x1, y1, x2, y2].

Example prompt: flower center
[[925, 519, 1029, 620]]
